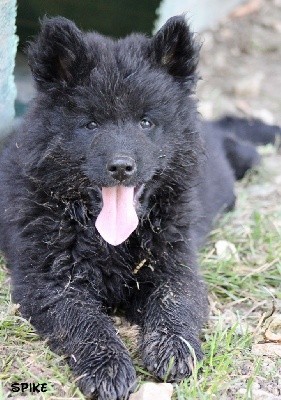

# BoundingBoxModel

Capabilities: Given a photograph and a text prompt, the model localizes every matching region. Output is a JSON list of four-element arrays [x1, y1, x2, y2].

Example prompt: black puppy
[[0, 16, 279, 400]]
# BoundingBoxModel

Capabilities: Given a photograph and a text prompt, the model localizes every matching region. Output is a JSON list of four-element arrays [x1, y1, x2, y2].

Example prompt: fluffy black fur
[[0, 16, 280, 400]]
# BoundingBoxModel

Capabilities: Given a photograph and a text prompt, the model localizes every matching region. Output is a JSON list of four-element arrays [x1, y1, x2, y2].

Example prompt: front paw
[[73, 350, 136, 400], [140, 331, 203, 382]]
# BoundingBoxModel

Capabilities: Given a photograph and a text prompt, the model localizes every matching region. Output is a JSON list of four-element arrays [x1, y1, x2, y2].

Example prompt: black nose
[[107, 156, 137, 182]]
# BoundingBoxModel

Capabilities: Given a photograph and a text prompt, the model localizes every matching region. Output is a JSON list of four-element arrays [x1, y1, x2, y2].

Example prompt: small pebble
[[129, 382, 173, 400]]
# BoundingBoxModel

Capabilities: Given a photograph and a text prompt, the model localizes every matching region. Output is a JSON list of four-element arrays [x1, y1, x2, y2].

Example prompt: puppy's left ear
[[151, 16, 200, 86]]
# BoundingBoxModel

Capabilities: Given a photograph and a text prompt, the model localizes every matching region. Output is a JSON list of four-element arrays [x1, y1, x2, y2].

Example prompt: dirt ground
[[198, 0, 281, 125], [197, 0, 281, 398]]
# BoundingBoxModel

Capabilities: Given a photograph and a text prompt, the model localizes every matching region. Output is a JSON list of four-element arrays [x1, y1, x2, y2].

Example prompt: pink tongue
[[95, 186, 139, 246]]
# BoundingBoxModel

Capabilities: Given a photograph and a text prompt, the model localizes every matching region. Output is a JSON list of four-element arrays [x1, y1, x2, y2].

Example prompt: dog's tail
[[214, 116, 281, 180], [216, 115, 281, 146]]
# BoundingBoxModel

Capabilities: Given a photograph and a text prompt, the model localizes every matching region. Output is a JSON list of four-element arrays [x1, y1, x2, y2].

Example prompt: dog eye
[[140, 117, 153, 129], [85, 121, 98, 130]]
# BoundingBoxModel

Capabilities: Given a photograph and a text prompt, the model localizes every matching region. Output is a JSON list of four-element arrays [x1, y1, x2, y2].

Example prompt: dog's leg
[[12, 270, 136, 400], [130, 266, 208, 381]]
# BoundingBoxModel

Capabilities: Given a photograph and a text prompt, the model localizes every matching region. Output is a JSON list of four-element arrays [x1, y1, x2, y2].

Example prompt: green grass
[[0, 154, 280, 399]]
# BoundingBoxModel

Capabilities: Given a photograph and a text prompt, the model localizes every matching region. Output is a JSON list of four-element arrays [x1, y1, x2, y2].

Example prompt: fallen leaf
[[215, 240, 240, 261], [264, 315, 281, 342]]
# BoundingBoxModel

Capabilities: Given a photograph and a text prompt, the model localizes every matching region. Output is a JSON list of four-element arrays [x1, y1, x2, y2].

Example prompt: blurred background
[[14, 0, 245, 116], [11, 0, 281, 126]]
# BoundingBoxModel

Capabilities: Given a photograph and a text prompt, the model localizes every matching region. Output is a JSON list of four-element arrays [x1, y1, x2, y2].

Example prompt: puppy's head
[[26, 16, 201, 245]]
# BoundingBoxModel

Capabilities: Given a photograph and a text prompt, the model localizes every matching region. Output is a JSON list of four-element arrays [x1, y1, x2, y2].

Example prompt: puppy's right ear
[[28, 17, 90, 90]]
